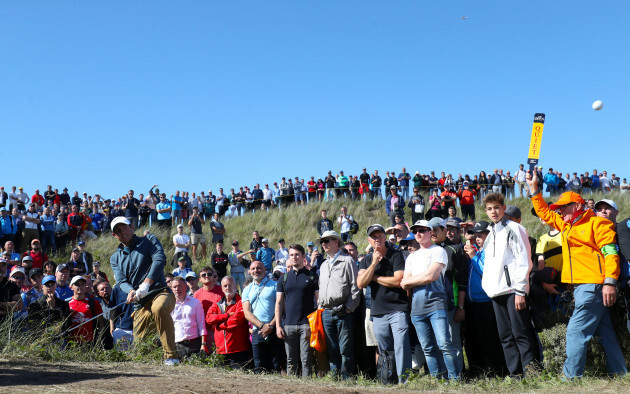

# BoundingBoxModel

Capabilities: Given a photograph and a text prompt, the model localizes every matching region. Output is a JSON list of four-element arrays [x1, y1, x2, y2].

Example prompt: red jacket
[[206, 295, 250, 355], [456, 188, 477, 205], [67, 212, 86, 229], [31, 194, 45, 206]]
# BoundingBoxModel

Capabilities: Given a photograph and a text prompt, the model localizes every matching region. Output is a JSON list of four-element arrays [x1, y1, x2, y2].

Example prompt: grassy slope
[[84, 190, 630, 278]]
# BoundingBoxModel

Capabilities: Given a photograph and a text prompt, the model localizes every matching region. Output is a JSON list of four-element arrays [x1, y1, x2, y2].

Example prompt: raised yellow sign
[[527, 113, 545, 171]]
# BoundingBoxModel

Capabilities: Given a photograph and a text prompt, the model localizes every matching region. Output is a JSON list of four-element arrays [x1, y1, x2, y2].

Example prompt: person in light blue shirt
[[156, 194, 172, 227], [242, 261, 282, 373], [40, 207, 56, 253], [255, 239, 276, 273]]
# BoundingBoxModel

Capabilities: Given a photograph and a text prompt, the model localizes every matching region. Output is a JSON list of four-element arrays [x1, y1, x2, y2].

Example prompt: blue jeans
[[401, 186, 409, 200], [232, 272, 246, 292], [411, 309, 461, 380], [322, 309, 355, 378], [563, 284, 627, 378], [447, 308, 464, 372], [372, 311, 412, 383]]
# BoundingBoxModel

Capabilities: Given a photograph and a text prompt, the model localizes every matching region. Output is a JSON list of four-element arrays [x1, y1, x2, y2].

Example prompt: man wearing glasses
[[194, 267, 222, 349], [316, 230, 360, 379], [109, 217, 177, 365], [528, 172, 626, 378]]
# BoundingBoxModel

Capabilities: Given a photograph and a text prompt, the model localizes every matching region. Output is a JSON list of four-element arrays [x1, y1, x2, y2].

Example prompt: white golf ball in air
[[592, 100, 603, 110]]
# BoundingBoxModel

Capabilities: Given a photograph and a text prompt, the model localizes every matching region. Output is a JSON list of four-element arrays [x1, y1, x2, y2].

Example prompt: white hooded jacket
[[481, 217, 532, 298]]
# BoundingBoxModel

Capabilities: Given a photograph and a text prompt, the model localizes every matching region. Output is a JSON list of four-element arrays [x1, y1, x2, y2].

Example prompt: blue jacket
[[385, 194, 405, 215], [466, 249, 491, 303], [110, 234, 167, 307], [543, 173, 558, 187], [256, 247, 276, 271], [0, 215, 15, 235]]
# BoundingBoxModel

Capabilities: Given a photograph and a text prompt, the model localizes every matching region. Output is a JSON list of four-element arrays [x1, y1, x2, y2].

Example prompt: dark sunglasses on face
[[412, 228, 431, 234], [44, 282, 56, 287], [200, 273, 212, 278], [320, 239, 331, 245]]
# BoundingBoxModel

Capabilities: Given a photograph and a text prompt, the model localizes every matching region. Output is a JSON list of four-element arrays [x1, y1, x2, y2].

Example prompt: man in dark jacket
[[317, 210, 334, 236]]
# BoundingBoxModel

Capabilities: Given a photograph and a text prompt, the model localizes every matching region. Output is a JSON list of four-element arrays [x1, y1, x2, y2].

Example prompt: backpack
[[350, 220, 359, 235], [376, 349, 398, 384]]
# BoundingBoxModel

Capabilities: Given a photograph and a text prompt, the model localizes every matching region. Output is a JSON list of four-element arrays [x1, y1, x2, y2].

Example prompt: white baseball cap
[[111, 216, 131, 232]]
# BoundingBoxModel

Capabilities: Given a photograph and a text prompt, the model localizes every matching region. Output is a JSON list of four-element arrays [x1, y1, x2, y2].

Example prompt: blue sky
[[1, 1, 628, 198]]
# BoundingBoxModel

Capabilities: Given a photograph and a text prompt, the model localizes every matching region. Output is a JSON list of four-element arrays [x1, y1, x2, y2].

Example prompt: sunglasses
[[412, 228, 432, 234], [12, 276, 25, 280], [320, 239, 332, 245], [44, 282, 56, 287], [200, 273, 213, 278]]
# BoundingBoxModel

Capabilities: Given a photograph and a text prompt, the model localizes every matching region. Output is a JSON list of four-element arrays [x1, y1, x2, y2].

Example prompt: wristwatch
[[456, 305, 464, 310]]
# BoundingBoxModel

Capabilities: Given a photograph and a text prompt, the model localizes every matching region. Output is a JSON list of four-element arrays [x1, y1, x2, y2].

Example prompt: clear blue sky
[[2, 1, 628, 198]]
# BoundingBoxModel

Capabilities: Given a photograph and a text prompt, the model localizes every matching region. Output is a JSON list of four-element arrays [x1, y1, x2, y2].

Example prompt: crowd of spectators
[[0, 165, 629, 383]]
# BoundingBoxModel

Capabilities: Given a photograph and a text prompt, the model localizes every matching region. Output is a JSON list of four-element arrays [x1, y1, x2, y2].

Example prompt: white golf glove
[[136, 282, 150, 301]]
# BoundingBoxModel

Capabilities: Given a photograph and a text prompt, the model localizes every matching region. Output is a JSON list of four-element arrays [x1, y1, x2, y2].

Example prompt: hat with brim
[[42, 275, 56, 285], [467, 221, 490, 234], [594, 199, 618, 211], [409, 220, 432, 231], [316, 230, 343, 244], [445, 219, 460, 228], [70, 275, 86, 287], [366, 224, 385, 236], [29, 268, 43, 278], [111, 216, 131, 232], [10, 266, 26, 277], [549, 191, 586, 211], [428, 217, 446, 229], [399, 234, 415, 244]]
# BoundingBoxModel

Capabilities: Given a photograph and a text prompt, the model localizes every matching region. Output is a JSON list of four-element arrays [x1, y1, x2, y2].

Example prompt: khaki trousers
[[132, 291, 177, 359]]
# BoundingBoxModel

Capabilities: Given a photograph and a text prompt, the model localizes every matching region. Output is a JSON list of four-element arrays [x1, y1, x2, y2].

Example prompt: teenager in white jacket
[[480, 193, 538, 377]]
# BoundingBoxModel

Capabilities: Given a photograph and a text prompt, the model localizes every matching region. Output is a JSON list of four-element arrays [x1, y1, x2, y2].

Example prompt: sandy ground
[[0, 357, 401, 393]]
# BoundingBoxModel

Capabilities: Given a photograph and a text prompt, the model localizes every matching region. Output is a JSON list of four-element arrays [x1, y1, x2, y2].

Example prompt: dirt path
[[0, 358, 399, 393]]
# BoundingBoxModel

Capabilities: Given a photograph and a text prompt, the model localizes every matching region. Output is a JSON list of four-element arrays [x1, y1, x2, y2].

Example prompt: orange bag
[[307, 308, 326, 352]]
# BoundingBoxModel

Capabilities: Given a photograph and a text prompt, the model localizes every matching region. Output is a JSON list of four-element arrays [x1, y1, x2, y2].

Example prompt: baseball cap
[[445, 219, 460, 228], [595, 199, 618, 211], [505, 205, 522, 220], [177, 223, 183, 228], [399, 234, 415, 244], [428, 217, 446, 229], [10, 266, 26, 277], [31, 239, 40, 245], [366, 224, 385, 236], [467, 221, 490, 234], [273, 265, 287, 274], [92, 261, 101, 266], [306, 242, 314, 247], [390, 185, 397, 190], [72, 247, 80, 253], [549, 192, 586, 211], [278, 238, 285, 243], [42, 275, 56, 285], [186, 271, 198, 280], [409, 220, 432, 231], [77, 240, 85, 246], [70, 275, 86, 286], [110, 216, 131, 232], [262, 238, 269, 243], [22, 255, 33, 262], [232, 240, 239, 246], [29, 267, 43, 278], [56, 263, 69, 272]]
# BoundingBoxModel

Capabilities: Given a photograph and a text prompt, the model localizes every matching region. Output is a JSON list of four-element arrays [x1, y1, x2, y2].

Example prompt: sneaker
[[164, 358, 180, 366]]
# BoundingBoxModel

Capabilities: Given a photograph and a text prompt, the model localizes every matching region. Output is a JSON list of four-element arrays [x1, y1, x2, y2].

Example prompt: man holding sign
[[527, 172, 627, 378]]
